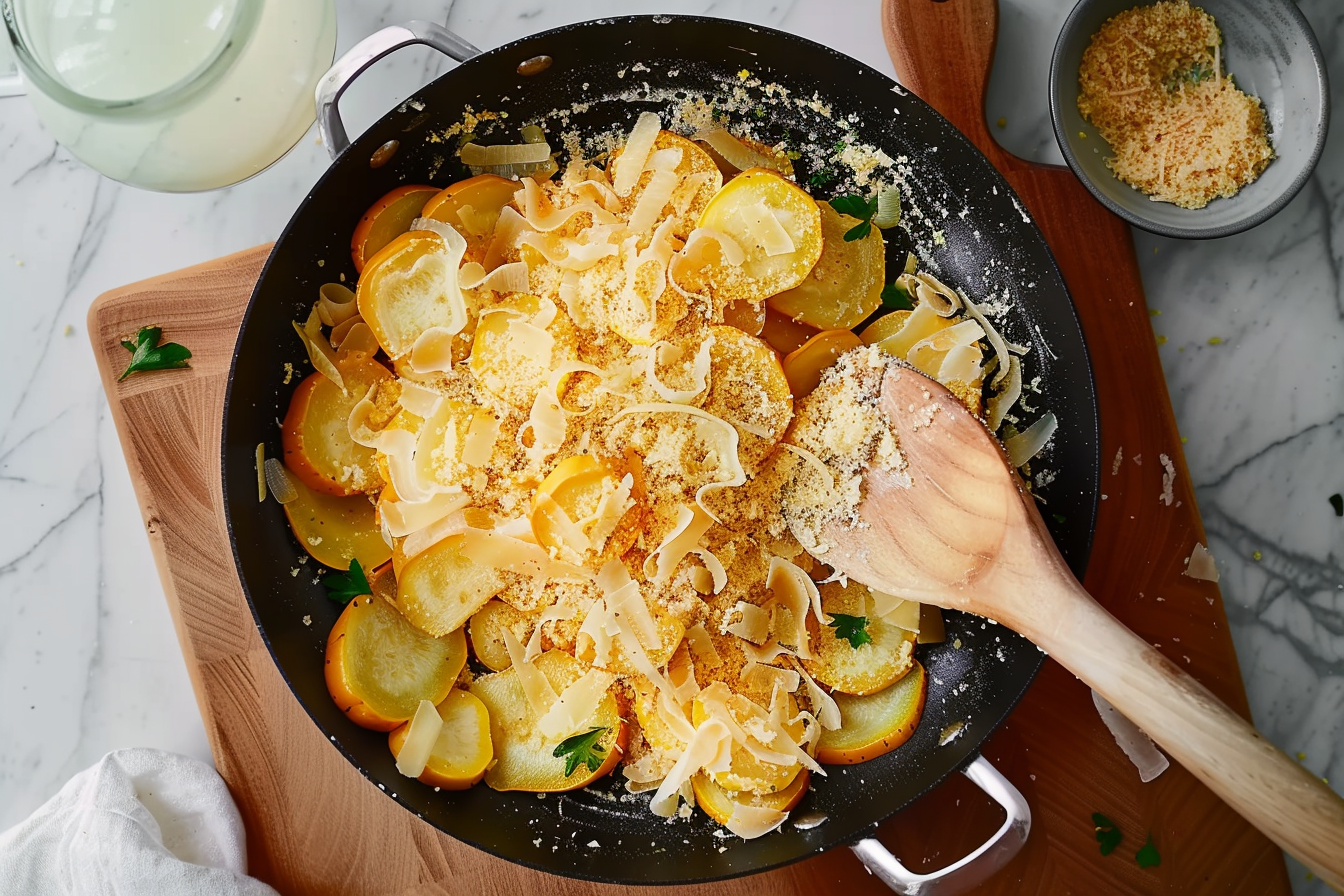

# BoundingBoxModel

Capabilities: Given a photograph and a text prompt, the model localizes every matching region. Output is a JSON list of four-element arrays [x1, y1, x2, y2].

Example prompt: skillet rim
[[221, 11, 1100, 884]]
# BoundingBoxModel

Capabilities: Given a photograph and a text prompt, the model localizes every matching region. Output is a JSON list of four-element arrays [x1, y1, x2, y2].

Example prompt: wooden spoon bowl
[[819, 363, 1344, 887]]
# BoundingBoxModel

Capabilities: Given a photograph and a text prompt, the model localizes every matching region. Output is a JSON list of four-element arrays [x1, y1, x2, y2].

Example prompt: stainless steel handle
[[315, 20, 480, 160], [850, 756, 1030, 895]]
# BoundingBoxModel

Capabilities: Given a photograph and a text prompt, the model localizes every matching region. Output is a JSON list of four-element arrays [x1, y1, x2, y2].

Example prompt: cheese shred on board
[[277, 103, 1054, 839], [1077, 0, 1274, 208]]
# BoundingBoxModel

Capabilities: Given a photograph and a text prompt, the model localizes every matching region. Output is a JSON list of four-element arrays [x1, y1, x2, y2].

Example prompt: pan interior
[[222, 14, 1098, 885]]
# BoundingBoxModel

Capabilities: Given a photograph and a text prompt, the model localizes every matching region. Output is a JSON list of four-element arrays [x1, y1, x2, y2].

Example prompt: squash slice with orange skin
[[781, 329, 864, 400], [351, 184, 439, 273], [530, 454, 642, 564], [802, 579, 917, 696], [693, 168, 823, 305], [281, 354, 395, 496], [325, 594, 467, 732], [396, 533, 506, 638], [422, 174, 520, 255], [388, 689, 493, 789], [470, 649, 628, 792], [282, 472, 391, 571], [816, 660, 926, 765], [760, 306, 818, 356], [768, 200, 885, 331], [469, 599, 537, 672], [691, 690, 806, 795], [691, 768, 810, 826]]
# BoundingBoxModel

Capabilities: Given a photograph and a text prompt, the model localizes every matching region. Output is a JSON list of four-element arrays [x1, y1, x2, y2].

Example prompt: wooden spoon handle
[[1027, 574, 1344, 886]]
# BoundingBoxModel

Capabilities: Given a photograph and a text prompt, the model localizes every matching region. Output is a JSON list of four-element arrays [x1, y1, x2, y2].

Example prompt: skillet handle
[[315, 20, 480, 160], [850, 756, 1029, 895]]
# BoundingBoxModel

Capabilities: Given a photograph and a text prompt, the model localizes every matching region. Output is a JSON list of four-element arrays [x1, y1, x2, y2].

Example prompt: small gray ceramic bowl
[[1049, 0, 1330, 239]]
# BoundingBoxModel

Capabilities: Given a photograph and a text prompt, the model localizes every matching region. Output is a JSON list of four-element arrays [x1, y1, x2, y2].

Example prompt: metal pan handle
[[850, 756, 1030, 895], [315, 20, 480, 160]]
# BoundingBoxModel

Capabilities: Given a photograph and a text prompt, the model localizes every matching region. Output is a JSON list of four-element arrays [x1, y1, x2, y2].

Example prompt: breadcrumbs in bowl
[[1077, 0, 1274, 209]]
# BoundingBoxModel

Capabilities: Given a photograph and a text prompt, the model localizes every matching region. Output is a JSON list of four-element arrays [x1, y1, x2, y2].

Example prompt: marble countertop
[[1, 0, 1339, 892]]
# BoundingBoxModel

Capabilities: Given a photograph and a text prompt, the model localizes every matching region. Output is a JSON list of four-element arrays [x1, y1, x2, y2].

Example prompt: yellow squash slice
[[283, 472, 391, 571], [700, 326, 793, 473], [396, 533, 506, 637], [802, 580, 916, 695], [768, 200, 885, 330], [469, 293, 579, 409], [816, 660, 926, 764], [691, 768, 810, 826], [281, 354, 394, 496], [325, 594, 467, 731], [388, 689, 493, 789], [530, 454, 642, 563], [469, 599, 537, 672], [470, 649, 627, 792], [781, 329, 864, 399], [694, 168, 823, 304]]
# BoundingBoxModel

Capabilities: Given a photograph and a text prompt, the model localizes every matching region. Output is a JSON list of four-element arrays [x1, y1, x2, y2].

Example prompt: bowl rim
[[1048, 0, 1331, 240]]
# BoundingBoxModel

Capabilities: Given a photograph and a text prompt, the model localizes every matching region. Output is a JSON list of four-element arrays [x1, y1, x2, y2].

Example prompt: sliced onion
[[872, 185, 901, 228], [318, 283, 359, 327], [292, 308, 345, 393], [460, 141, 552, 166], [1004, 412, 1057, 467], [1184, 542, 1219, 582], [696, 127, 786, 174], [255, 443, 266, 503], [264, 457, 298, 504]]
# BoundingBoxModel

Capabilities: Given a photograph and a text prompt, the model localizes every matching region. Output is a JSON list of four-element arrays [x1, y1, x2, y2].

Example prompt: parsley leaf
[[828, 194, 880, 241], [118, 326, 192, 381], [1052, 513, 1067, 524], [322, 558, 371, 605], [1135, 834, 1161, 868], [553, 726, 608, 777], [1092, 813, 1122, 856], [807, 169, 838, 189], [826, 613, 872, 648], [1330, 493, 1343, 517], [880, 282, 913, 310]]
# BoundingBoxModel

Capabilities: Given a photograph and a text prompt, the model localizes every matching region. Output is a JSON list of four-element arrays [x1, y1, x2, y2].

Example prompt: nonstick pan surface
[[222, 14, 1098, 884]]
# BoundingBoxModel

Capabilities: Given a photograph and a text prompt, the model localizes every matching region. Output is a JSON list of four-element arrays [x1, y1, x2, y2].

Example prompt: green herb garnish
[[880, 282, 913, 310], [807, 169, 838, 189], [828, 194, 879, 241], [1135, 834, 1161, 868], [322, 558, 371, 605], [553, 726, 608, 776], [1092, 813, 1122, 856], [826, 613, 872, 649], [118, 326, 192, 381], [1052, 513, 1067, 524], [1330, 493, 1343, 517]]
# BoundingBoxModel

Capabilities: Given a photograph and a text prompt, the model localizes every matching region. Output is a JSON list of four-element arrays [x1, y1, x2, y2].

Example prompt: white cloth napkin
[[0, 748, 278, 896]]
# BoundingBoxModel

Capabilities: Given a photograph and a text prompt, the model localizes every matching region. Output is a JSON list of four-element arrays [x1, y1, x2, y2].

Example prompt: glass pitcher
[[1, 0, 336, 191]]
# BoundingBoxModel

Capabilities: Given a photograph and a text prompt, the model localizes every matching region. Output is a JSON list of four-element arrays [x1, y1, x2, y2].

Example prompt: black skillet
[[221, 14, 1098, 888]]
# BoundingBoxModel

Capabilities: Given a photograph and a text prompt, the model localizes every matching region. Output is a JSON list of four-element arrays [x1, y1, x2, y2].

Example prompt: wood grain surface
[[83, 1, 1292, 891]]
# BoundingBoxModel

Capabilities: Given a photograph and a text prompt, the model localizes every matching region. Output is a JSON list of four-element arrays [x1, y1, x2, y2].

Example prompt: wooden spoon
[[817, 364, 1344, 887]]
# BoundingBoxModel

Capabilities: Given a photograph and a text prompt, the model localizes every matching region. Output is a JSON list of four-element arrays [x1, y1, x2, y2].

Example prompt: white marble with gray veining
[[0, 0, 1339, 892]]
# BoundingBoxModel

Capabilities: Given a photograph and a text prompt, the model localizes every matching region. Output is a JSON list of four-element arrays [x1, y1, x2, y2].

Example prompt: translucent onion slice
[[264, 457, 298, 504], [318, 282, 360, 326], [292, 307, 345, 393], [696, 127, 786, 174], [459, 141, 552, 166], [872, 185, 901, 228], [255, 443, 267, 502], [1184, 543, 1220, 582], [1004, 412, 1057, 468]]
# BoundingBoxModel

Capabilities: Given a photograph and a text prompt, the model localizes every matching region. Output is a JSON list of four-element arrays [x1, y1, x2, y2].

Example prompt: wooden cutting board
[[84, 2, 1291, 892]]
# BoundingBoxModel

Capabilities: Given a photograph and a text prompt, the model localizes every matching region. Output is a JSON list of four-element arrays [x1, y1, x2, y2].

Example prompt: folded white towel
[[0, 748, 277, 896]]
